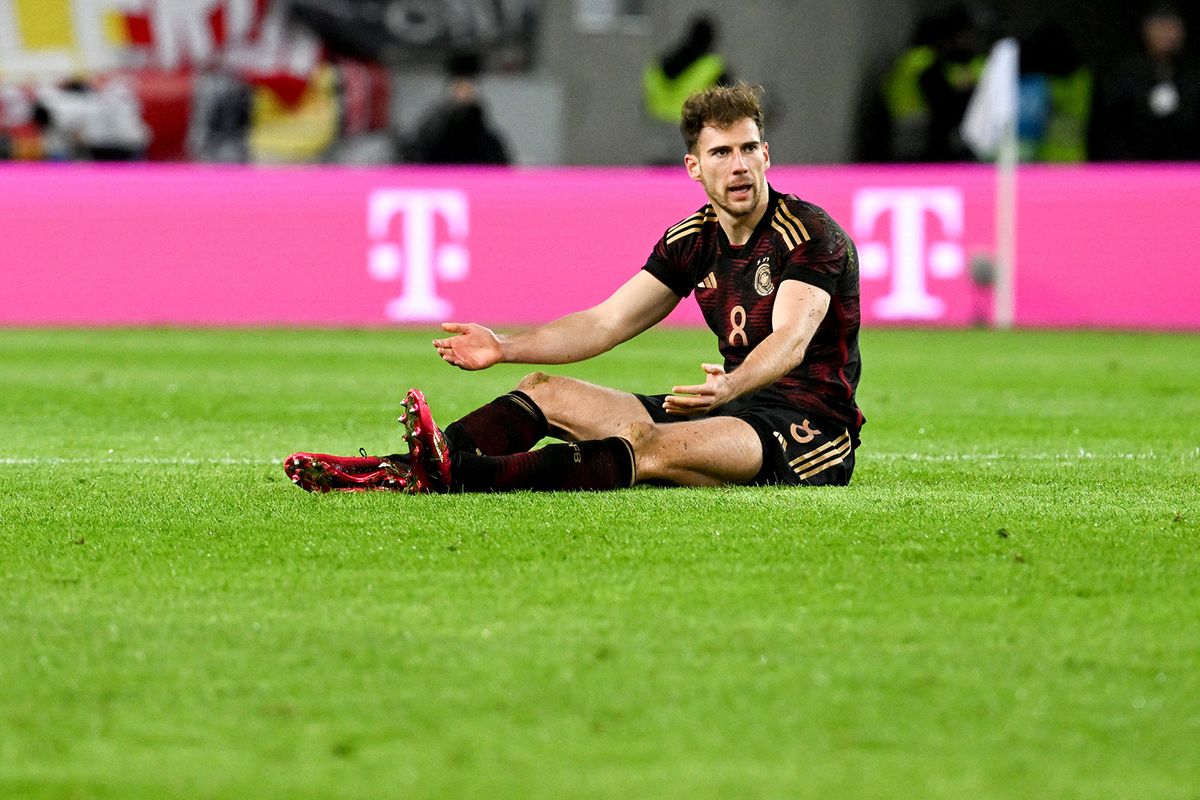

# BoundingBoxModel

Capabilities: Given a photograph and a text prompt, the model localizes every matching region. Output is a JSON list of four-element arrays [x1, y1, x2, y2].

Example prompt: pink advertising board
[[2, 163, 1198, 328]]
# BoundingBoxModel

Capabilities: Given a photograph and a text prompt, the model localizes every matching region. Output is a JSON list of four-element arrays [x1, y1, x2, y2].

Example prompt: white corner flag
[[961, 38, 1020, 329], [961, 38, 1020, 158]]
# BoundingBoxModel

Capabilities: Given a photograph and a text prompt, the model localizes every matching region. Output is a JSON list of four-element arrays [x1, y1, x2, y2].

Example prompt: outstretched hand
[[433, 322, 503, 371], [664, 363, 734, 416]]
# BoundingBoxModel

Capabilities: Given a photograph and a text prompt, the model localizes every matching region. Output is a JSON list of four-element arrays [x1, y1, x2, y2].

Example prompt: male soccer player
[[285, 83, 863, 494]]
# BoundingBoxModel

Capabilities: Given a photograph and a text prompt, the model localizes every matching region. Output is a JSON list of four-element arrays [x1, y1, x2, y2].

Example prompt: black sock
[[444, 391, 549, 456], [451, 437, 635, 492]]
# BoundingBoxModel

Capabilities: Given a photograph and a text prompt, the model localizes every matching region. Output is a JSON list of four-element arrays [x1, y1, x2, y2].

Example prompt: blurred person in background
[[401, 50, 510, 165], [1091, 3, 1200, 160], [879, 13, 941, 161], [31, 79, 91, 161], [80, 78, 151, 161], [643, 15, 733, 164], [32, 78, 150, 161], [187, 69, 253, 163], [1017, 23, 1093, 162], [914, 4, 988, 161]]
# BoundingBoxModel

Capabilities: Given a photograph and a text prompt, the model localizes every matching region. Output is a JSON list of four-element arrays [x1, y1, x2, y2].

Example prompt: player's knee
[[517, 372, 583, 408], [518, 371, 575, 408], [516, 371, 553, 393], [623, 421, 665, 479], [622, 420, 658, 447], [515, 372, 577, 427]]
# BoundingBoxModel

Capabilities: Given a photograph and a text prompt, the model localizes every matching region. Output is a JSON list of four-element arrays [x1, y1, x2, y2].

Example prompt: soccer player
[[285, 83, 863, 494]]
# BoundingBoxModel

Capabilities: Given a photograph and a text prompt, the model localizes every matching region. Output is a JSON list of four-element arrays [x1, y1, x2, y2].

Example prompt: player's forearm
[[497, 309, 621, 365], [725, 328, 809, 398]]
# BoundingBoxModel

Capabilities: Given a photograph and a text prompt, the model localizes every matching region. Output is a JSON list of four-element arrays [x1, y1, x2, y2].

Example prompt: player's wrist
[[494, 334, 513, 364]]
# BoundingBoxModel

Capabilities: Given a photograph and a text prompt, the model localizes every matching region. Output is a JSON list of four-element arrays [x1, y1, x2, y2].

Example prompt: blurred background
[[2, 0, 1197, 167]]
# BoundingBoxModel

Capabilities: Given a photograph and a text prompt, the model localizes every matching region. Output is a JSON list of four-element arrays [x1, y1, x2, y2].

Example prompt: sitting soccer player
[[286, 83, 864, 494]]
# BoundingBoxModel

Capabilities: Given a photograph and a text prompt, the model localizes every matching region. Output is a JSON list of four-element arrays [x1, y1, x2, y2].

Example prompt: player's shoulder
[[663, 204, 718, 245], [771, 191, 849, 255]]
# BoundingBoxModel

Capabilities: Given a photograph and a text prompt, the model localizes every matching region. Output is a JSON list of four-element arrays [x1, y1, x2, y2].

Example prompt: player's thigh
[[516, 372, 653, 441], [634, 415, 763, 486]]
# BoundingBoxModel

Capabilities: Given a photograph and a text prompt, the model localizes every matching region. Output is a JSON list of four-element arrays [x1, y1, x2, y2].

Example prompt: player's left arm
[[664, 279, 830, 415]]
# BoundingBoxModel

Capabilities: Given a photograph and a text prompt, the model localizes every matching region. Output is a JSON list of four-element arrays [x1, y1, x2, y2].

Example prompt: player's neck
[[716, 195, 770, 248]]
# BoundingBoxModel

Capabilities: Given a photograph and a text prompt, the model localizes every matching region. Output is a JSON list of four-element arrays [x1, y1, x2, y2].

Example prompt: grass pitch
[[1, 327, 1197, 800]]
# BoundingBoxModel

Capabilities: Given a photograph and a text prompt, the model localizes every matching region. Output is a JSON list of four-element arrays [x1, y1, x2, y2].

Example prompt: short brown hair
[[680, 82, 765, 153]]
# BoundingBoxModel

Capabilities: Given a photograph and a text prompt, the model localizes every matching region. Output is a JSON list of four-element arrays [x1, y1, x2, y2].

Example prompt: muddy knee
[[516, 373, 584, 432], [516, 371, 554, 394], [516, 372, 589, 408]]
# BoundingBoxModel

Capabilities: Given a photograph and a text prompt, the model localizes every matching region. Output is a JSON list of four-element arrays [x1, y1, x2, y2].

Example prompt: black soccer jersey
[[642, 185, 864, 435]]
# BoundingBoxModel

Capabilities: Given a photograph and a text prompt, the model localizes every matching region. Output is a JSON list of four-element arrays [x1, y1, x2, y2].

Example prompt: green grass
[[1, 327, 1198, 800]]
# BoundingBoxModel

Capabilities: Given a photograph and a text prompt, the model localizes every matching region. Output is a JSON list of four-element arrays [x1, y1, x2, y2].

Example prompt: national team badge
[[753, 257, 774, 296]]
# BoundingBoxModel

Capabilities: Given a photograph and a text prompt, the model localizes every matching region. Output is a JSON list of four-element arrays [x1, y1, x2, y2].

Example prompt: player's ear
[[762, 141, 770, 169], [684, 152, 701, 181]]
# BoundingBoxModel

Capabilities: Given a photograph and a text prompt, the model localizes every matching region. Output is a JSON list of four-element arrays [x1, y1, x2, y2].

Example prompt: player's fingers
[[440, 322, 469, 334], [671, 384, 712, 396], [665, 393, 707, 408], [701, 362, 724, 374], [663, 401, 706, 416]]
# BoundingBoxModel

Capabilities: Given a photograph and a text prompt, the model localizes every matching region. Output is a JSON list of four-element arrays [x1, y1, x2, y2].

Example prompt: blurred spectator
[[0, 84, 32, 159], [1018, 24, 1092, 162], [643, 16, 731, 125], [33, 78, 150, 161], [915, 5, 987, 161], [877, 5, 989, 162], [642, 15, 732, 163], [32, 79, 90, 160], [188, 69, 253, 163], [1091, 3, 1200, 160], [401, 51, 510, 165], [82, 79, 152, 161], [880, 15, 940, 161]]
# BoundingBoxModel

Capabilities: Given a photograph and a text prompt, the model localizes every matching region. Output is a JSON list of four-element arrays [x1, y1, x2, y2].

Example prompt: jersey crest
[[753, 256, 774, 296]]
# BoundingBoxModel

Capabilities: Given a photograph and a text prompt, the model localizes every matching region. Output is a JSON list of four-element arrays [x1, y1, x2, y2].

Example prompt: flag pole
[[959, 37, 1020, 330], [993, 103, 1018, 330]]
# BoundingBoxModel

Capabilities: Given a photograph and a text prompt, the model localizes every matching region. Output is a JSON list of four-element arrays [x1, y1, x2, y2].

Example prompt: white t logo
[[367, 189, 470, 321], [853, 187, 965, 320]]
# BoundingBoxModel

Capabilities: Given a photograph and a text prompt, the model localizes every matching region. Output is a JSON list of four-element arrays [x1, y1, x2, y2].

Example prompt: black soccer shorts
[[634, 388, 856, 486]]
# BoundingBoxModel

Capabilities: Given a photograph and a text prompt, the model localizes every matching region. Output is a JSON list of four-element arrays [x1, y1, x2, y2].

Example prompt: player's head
[[681, 83, 770, 222], [680, 82, 765, 155]]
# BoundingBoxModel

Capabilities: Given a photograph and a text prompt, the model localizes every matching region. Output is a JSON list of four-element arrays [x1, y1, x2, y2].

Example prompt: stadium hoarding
[[1, 163, 1198, 329]]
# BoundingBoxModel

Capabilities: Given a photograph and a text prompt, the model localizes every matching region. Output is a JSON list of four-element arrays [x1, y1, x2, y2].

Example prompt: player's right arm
[[433, 270, 680, 370]]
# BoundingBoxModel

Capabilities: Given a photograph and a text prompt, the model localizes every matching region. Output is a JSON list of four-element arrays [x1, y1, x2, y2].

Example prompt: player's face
[[685, 118, 771, 221]]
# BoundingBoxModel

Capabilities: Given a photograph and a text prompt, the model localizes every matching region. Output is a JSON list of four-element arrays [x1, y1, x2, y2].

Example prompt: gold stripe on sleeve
[[777, 204, 811, 242]]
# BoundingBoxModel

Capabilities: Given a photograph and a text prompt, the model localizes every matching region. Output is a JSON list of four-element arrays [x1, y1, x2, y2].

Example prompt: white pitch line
[[870, 450, 1199, 462], [0, 451, 1195, 467], [0, 457, 281, 466]]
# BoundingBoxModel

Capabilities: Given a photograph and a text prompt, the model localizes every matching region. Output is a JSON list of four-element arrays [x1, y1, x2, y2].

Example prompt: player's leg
[[436, 372, 655, 456], [514, 372, 764, 485], [406, 379, 763, 491], [626, 415, 763, 486], [514, 371, 658, 441], [442, 389, 549, 456], [403, 383, 639, 492], [444, 412, 762, 491]]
